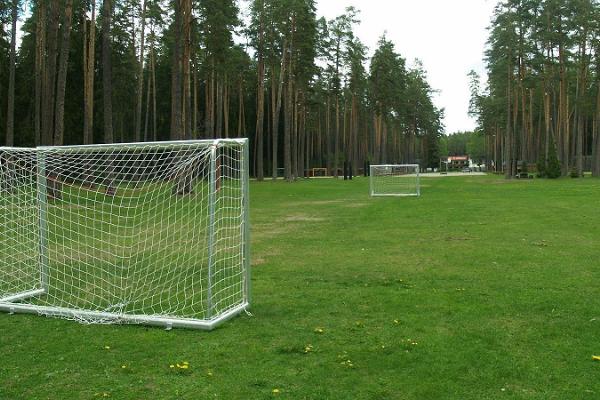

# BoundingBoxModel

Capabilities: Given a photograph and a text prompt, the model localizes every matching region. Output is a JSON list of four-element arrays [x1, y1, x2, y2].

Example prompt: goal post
[[0, 139, 250, 330], [369, 164, 421, 197]]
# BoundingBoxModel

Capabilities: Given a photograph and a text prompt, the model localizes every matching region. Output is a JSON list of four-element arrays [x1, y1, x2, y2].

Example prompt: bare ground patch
[[289, 199, 344, 207], [282, 214, 325, 223]]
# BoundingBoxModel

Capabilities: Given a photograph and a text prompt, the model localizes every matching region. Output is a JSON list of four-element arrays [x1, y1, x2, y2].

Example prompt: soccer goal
[[369, 164, 420, 197], [0, 139, 250, 330]]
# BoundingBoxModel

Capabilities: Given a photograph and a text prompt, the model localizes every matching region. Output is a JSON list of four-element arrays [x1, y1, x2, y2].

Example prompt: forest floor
[[1, 174, 600, 399]]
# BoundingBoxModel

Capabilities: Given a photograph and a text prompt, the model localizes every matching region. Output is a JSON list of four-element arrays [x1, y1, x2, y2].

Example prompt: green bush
[[546, 147, 562, 179], [536, 157, 546, 178]]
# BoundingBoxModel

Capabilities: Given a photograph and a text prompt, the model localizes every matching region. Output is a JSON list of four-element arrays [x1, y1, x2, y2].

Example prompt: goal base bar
[[370, 193, 420, 197], [0, 300, 249, 331], [0, 289, 47, 303]]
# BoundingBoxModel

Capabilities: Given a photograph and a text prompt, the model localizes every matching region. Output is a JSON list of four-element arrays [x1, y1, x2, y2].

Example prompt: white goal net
[[0, 139, 250, 330], [370, 164, 420, 197]]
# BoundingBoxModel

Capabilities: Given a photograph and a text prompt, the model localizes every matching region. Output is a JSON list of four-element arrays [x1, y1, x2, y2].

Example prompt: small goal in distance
[[369, 164, 421, 197], [0, 139, 250, 330]]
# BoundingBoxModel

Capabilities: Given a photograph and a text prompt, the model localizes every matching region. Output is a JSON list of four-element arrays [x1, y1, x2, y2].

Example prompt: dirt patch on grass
[[251, 257, 266, 266], [289, 200, 344, 207], [250, 247, 282, 267], [345, 202, 368, 208], [252, 222, 295, 240], [282, 214, 325, 223]]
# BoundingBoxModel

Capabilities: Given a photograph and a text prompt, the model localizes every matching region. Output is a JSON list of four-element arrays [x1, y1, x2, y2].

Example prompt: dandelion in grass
[[593, 356, 600, 361], [121, 365, 127, 369], [171, 362, 191, 372], [393, 319, 400, 325], [304, 344, 313, 354], [272, 388, 281, 395], [104, 345, 110, 350], [207, 370, 213, 377], [314, 327, 324, 334]]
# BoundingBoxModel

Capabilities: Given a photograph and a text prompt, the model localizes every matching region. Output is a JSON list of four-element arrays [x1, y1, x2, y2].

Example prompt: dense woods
[[0, 0, 444, 180], [471, 0, 600, 177]]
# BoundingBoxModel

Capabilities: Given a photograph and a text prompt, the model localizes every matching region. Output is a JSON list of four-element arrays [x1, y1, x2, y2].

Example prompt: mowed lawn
[[1, 174, 600, 399]]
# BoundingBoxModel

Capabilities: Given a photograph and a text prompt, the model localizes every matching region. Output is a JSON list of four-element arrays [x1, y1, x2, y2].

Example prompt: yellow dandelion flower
[[170, 365, 175, 368], [121, 365, 127, 369], [183, 361, 189, 365], [104, 346, 110, 350], [593, 356, 600, 361], [314, 327, 324, 333], [207, 371, 213, 376], [181, 365, 189, 369], [393, 320, 399, 324], [272, 388, 280, 394]]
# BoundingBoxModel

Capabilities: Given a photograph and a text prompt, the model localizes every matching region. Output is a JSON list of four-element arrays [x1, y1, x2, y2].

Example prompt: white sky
[[317, 0, 497, 134]]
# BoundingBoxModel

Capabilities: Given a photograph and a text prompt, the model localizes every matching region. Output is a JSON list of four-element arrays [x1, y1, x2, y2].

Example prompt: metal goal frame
[[369, 164, 421, 197], [0, 139, 250, 330]]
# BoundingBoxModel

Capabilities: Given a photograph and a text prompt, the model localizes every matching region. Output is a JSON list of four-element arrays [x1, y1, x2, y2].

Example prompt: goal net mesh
[[0, 140, 249, 329], [370, 164, 420, 197]]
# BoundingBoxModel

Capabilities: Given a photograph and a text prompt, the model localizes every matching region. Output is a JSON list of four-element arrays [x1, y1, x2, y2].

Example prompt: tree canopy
[[1, 0, 445, 179]]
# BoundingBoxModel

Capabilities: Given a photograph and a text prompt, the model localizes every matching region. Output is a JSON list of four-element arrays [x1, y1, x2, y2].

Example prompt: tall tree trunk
[[223, 75, 229, 138], [144, 49, 152, 141], [53, 0, 74, 146], [5, 0, 18, 146], [35, 0, 47, 147], [334, 96, 339, 177], [193, 64, 198, 138], [558, 24, 569, 176], [42, 0, 60, 146], [575, 35, 589, 177], [238, 78, 245, 138], [255, 30, 265, 180], [284, 69, 293, 181], [272, 43, 287, 179], [205, 68, 215, 137], [505, 50, 513, 179], [326, 97, 332, 172], [544, 90, 551, 164], [151, 44, 157, 141], [102, 0, 113, 144], [182, 0, 192, 139], [83, 0, 96, 145], [170, 0, 182, 140], [592, 85, 600, 176], [135, 0, 147, 142], [291, 88, 299, 179], [216, 77, 223, 136]]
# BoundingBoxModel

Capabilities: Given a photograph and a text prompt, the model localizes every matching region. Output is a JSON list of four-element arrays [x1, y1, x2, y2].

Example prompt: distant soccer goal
[[0, 139, 250, 330], [369, 164, 420, 197]]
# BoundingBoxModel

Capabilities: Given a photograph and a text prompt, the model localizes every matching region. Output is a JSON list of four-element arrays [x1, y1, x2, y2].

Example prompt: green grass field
[[1, 174, 600, 399]]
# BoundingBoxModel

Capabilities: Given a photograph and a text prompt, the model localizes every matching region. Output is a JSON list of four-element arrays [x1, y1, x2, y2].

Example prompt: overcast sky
[[316, 0, 497, 134]]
